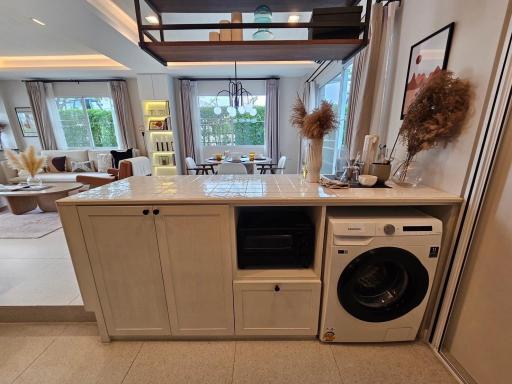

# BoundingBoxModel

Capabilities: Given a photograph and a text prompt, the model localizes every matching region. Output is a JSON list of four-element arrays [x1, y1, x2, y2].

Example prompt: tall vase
[[305, 138, 323, 183]]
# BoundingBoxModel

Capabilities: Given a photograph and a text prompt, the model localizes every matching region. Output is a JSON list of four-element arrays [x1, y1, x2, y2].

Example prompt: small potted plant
[[291, 97, 338, 182], [5, 145, 45, 186]]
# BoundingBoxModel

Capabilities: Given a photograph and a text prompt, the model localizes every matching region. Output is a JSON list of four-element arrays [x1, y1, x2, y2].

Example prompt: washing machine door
[[337, 247, 429, 323]]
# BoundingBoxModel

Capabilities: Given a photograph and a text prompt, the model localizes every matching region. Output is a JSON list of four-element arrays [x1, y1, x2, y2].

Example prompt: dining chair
[[257, 156, 287, 174], [216, 163, 248, 175], [185, 157, 215, 175]]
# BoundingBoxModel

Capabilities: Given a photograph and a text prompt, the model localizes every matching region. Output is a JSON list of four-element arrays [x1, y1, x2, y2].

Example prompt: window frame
[[55, 96, 121, 150]]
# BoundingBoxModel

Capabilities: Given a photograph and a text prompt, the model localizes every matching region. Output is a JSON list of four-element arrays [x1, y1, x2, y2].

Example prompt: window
[[55, 97, 119, 149], [318, 62, 353, 174], [198, 95, 266, 146]]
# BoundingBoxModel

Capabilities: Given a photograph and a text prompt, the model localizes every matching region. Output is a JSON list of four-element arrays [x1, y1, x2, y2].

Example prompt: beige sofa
[[0, 149, 140, 184]]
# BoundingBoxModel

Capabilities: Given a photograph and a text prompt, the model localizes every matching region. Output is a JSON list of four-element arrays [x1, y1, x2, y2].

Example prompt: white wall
[[126, 78, 145, 155], [384, 0, 511, 195], [0, 80, 40, 150]]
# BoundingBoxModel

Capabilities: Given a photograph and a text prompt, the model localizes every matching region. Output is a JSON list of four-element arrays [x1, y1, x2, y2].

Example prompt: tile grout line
[[229, 341, 237, 384], [120, 341, 144, 384], [329, 345, 346, 384], [10, 324, 69, 384]]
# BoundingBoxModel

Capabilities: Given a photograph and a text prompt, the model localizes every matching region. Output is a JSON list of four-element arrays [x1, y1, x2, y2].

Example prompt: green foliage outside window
[[199, 105, 265, 146]]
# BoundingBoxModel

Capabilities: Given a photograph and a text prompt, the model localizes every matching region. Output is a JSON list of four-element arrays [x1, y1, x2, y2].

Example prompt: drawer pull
[[142, 209, 150, 215], [274, 285, 280, 292], [153, 209, 160, 215]]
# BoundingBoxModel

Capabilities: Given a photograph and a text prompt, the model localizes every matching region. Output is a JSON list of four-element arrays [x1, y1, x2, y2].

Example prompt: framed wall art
[[15, 107, 39, 137], [401, 22, 455, 119]]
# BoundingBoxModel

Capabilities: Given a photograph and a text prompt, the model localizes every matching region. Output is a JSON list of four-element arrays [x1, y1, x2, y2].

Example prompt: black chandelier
[[213, 62, 257, 117]]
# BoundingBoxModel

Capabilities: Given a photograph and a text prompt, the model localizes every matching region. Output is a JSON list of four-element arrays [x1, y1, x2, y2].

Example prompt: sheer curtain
[[25, 81, 58, 150], [109, 80, 137, 149], [178, 80, 202, 171], [344, 2, 400, 158], [264, 79, 279, 163], [45, 83, 67, 149]]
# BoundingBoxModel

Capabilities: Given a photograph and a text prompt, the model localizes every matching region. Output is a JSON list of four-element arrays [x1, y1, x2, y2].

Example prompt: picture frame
[[400, 22, 455, 119], [148, 119, 168, 130], [15, 107, 39, 137]]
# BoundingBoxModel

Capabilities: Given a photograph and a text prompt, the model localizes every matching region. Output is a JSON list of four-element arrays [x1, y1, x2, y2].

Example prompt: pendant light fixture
[[213, 62, 257, 117]]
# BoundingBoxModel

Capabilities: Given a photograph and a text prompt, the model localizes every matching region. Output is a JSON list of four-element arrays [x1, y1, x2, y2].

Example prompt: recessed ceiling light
[[145, 15, 159, 25], [31, 18, 46, 26], [288, 15, 300, 23]]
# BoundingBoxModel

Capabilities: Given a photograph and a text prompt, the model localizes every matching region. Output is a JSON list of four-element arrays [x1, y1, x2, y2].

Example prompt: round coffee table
[[0, 183, 83, 215]]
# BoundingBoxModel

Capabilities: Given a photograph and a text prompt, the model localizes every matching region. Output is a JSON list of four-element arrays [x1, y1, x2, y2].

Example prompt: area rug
[[0, 208, 62, 239]]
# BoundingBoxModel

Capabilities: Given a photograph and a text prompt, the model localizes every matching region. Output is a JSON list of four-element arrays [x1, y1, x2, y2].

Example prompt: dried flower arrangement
[[394, 70, 471, 183], [5, 145, 45, 178], [290, 97, 338, 139]]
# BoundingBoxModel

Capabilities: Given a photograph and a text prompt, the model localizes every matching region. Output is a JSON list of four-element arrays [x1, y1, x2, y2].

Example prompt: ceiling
[[0, 0, 319, 80]]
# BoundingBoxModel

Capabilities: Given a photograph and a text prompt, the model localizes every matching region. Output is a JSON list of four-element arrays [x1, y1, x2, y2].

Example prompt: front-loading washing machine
[[320, 208, 442, 343]]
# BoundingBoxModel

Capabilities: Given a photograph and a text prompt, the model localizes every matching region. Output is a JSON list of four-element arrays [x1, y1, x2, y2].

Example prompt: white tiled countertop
[[56, 175, 463, 206]]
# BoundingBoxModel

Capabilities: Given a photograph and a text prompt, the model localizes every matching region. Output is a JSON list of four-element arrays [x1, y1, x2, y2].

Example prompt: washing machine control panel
[[383, 224, 396, 235]]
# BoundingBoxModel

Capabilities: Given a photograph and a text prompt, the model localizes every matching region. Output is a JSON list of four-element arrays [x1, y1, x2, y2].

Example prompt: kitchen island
[[57, 175, 462, 342]]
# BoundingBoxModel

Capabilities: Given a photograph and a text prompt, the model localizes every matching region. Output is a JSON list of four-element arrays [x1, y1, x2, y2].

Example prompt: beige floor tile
[[330, 342, 457, 384], [0, 324, 67, 384], [233, 341, 341, 384], [14, 333, 141, 384], [123, 341, 235, 384]]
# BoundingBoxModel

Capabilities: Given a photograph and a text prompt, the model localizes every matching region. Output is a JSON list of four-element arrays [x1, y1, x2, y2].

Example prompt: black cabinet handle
[[274, 285, 280, 292], [142, 209, 150, 215], [153, 209, 160, 215]]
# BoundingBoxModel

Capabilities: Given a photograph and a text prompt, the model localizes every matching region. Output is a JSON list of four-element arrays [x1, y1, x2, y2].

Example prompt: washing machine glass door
[[337, 247, 429, 322]]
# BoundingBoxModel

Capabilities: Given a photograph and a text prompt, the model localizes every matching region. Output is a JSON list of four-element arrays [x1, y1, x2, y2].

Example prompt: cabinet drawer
[[234, 280, 321, 336]]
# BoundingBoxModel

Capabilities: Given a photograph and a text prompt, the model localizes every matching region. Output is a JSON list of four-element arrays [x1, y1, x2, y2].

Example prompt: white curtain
[[297, 80, 317, 173], [178, 80, 202, 169], [45, 83, 67, 149], [264, 79, 279, 163], [345, 2, 400, 159], [109, 80, 137, 149], [25, 81, 58, 150]]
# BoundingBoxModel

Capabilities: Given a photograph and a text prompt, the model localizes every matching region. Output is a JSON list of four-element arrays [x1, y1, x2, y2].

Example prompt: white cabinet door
[[234, 280, 321, 336], [78, 206, 171, 337], [155, 205, 234, 336]]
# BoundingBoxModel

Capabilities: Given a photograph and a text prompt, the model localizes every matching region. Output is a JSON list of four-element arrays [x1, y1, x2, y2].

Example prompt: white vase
[[305, 138, 323, 183]]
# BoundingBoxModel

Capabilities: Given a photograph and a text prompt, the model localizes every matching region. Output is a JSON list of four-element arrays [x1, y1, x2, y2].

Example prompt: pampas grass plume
[[6, 145, 45, 177]]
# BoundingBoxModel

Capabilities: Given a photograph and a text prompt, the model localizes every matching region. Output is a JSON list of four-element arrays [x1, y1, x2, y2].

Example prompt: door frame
[[430, 7, 512, 380]]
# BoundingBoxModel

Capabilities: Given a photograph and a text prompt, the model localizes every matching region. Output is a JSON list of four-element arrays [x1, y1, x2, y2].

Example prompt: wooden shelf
[[143, 39, 365, 63], [149, 0, 359, 13]]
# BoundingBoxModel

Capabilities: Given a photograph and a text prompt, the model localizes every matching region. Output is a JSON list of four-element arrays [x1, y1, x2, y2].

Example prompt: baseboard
[[0, 305, 96, 323]]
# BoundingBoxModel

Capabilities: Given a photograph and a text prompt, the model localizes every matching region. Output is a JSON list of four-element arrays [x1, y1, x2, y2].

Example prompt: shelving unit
[[133, 0, 371, 64], [143, 100, 177, 176]]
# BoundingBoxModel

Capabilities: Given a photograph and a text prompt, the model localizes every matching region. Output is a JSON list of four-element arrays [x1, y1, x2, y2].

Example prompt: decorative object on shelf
[[290, 97, 338, 183], [15, 107, 38, 137], [209, 31, 220, 41], [253, 5, 274, 40], [0, 121, 7, 150], [5, 145, 45, 186], [308, 6, 363, 40], [148, 119, 167, 130], [392, 70, 471, 186], [231, 11, 243, 41], [212, 62, 258, 117], [401, 22, 454, 119], [369, 162, 391, 183], [220, 20, 232, 41]]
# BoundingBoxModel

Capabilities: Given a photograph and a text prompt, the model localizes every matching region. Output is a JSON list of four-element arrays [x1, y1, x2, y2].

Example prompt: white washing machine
[[320, 208, 442, 343]]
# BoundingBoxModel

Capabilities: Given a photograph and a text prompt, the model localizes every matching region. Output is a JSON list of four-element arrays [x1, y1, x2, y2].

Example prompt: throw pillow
[[96, 153, 113, 173], [47, 156, 67, 173], [71, 160, 95, 173], [111, 148, 133, 168]]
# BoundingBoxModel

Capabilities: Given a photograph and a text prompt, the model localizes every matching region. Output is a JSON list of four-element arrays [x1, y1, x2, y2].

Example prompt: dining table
[[205, 156, 272, 174]]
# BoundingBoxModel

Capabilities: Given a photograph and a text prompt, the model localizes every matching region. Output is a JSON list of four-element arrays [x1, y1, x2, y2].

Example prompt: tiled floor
[[0, 323, 457, 384], [0, 229, 82, 306]]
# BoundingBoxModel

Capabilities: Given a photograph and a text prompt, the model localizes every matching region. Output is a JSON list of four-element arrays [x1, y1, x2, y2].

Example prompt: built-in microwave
[[237, 209, 315, 269]]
